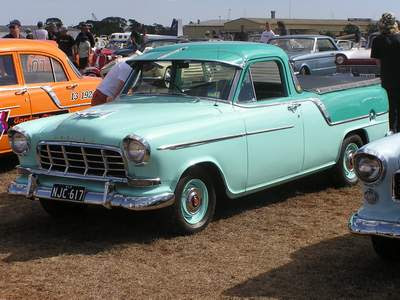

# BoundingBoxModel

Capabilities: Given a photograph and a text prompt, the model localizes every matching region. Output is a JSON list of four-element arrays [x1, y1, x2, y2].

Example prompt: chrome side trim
[[157, 133, 245, 151], [157, 125, 295, 151], [246, 125, 295, 136], [8, 181, 174, 211], [17, 166, 161, 188], [40, 86, 91, 109], [0, 105, 20, 110], [234, 98, 389, 127], [349, 213, 400, 239]]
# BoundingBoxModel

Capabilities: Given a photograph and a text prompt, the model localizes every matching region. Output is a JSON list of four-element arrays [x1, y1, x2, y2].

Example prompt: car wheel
[[170, 168, 216, 234], [332, 134, 363, 187], [39, 198, 87, 218], [299, 67, 309, 75], [371, 236, 400, 261], [164, 67, 172, 88]]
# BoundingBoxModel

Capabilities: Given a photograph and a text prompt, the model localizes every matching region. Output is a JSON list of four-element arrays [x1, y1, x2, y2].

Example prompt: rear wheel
[[39, 198, 87, 218], [371, 236, 400, 261], [332, 134, 363, 187], [170, 168, 216, 234]]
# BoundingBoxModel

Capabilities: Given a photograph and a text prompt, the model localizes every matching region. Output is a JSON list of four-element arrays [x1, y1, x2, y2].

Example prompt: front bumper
[[8, 174, 175, 211], [349, 213, 400, 239]]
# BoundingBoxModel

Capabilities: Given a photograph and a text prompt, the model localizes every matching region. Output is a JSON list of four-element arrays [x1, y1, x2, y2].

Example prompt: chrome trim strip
[[349, 213, 400, 239], [17, 166, 161, 187], [157, 133, 245, 151], [8, 181, 174, 211], [40, 86, 91, 109], [158, 125, 295, 151], [234, 98, 389, 127], [246, 125, 295, 136], [0, 105, 20, 110]]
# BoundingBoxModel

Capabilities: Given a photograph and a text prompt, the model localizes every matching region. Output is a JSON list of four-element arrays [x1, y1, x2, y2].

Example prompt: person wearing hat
[[56, 27, 76, 62], [34, 21, 48, 40], [3, 20, 24, 39], [371, 13, 400, 132], [75, 23, 95, 48]]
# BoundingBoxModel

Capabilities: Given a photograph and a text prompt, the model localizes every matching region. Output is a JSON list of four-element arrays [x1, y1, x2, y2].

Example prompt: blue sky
[[1, 0, 399, 26]]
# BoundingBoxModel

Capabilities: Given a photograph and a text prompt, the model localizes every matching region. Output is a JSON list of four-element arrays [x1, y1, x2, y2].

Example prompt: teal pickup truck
[[8, 42, 389, 234]]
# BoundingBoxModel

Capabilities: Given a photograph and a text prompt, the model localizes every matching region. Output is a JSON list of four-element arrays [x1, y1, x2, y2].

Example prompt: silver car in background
[[269, 35, 340, 75]]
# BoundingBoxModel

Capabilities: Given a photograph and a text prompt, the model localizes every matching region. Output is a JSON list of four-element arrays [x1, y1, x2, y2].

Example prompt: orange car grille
[[38, 143, 126, 179]]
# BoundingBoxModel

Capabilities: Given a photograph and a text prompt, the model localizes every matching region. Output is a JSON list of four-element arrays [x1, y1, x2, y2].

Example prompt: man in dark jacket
[[371, 13, 400, 132], [56, 27, 76, 61]]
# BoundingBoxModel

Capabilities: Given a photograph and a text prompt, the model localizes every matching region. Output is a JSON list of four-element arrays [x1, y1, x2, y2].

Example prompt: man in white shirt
[[91, 61, 133, 106], [260, 22, 275, 43], [34, 21, 48, 40]]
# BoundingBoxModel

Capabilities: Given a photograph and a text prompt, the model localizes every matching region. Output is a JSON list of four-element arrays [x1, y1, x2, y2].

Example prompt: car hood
[[37, 96, 228, 146]]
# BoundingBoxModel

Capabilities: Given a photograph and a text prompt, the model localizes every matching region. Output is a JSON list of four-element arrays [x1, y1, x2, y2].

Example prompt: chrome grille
[[38, 142, 126, 179]]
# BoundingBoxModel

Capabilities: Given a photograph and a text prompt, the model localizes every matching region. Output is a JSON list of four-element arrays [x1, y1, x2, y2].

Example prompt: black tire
[[170, 168, 216, 234], [332, 134, 363, 187], [371, 236, 400, 261], [39, 198, 87, 218], [299, 67, 309, 75]]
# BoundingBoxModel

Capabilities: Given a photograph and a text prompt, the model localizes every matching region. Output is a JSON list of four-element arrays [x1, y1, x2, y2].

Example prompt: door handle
[[66, 83, 78, 89], [287, 103, 301, 112], [15, 88, 27, 95]]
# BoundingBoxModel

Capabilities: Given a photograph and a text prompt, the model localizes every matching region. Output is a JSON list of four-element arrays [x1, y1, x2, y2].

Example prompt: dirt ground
[[1, 156, 399, 299]]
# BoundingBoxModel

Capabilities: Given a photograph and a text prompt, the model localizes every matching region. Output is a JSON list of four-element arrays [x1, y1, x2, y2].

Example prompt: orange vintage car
[[0, 39, 101, 155]]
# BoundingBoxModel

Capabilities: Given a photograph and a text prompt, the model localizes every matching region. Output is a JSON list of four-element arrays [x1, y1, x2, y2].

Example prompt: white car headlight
[[8, 128, 30, 155], [354, 154, 383, 184], [123, 135, 150, 165]]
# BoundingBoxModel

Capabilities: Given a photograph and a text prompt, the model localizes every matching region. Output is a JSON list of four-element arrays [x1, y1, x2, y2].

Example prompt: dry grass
[[0, 155, 399, 299]]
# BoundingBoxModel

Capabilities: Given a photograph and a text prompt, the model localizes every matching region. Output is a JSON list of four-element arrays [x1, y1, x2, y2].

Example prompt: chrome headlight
[[123, 135, 150, 165], [8, 128, 30, 155], [354, 154, 384, 184]]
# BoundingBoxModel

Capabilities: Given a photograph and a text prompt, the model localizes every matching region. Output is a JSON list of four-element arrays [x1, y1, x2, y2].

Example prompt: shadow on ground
[[223, 234, 400, 299], [0, 154, 18, 173], [0, 170, 337, 263]]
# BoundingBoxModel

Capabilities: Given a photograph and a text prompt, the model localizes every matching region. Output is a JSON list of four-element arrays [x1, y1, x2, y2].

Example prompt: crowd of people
[[2, 19, 95, 70]]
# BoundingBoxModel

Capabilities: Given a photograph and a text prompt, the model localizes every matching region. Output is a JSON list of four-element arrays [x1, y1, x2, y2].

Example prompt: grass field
[[0, 156, 399, 299]]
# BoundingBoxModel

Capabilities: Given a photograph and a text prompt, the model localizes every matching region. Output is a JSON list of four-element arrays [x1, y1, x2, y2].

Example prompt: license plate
[[395, 174, 400, 199], [51, 184, 86, 202]]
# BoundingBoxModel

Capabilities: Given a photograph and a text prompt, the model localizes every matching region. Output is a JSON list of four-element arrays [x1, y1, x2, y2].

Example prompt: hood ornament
[[74, 111, 114, 119]]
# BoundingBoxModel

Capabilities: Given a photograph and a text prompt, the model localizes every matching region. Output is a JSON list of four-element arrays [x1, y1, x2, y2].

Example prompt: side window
[[51, 59, 68, 82], [238, 70, 256, 102], [0, 55, 17, 86], [21, 54, 54, 84], [249, 61, 286, 101], [317, 39, 336, 52]]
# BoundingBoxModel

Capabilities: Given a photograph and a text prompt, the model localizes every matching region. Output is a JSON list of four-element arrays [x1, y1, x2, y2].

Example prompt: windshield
[[269, 38, 315, 52], [121, 60, 238, 101]]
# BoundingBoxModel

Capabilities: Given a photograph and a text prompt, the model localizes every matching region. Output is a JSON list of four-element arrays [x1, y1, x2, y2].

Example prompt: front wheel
[[170, 168, 216, 234], [371, 236, 400, 261], [332, 134, 363, 187]]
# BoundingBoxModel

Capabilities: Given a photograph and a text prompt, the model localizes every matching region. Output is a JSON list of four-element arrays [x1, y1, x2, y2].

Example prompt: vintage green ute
[[8, 42, 389, 233]]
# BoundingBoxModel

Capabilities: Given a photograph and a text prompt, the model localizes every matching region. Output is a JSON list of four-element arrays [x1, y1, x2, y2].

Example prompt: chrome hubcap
[[186, 188, 202, 214], [344, 143, 359, 179]]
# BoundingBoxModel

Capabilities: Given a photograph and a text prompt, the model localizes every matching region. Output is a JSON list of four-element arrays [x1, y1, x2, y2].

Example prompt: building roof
[[185, 19, 226, 27], [226, 17, 374, 26], [128, 41, 287, 67]]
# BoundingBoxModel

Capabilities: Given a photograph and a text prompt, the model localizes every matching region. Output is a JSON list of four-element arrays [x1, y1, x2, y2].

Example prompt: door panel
[[0, 53, 31, 154], [243, 102, 303, 188]]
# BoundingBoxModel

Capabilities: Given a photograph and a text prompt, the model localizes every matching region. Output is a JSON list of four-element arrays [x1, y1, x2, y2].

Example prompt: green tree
[[366, 22, 379, 35], [343, 24, 360, 35]]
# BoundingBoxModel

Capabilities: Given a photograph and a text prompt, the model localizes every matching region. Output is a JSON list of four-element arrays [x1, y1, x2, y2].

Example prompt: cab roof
[[127, 41, 288, 68], [0, 39, 60, 53]]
